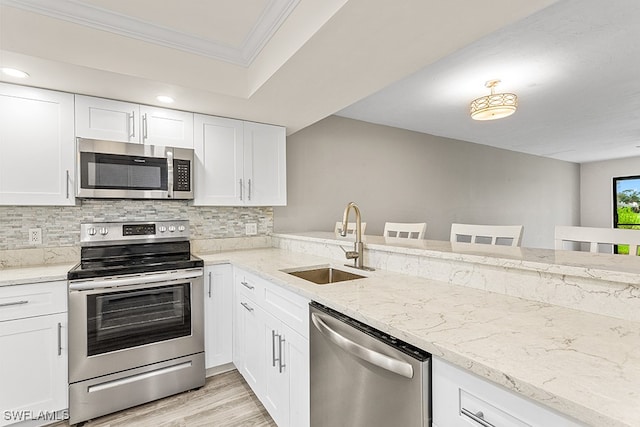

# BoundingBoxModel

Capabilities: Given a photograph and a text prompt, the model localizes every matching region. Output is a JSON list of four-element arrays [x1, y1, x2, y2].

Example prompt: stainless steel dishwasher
[[310, 302, 431, 427]]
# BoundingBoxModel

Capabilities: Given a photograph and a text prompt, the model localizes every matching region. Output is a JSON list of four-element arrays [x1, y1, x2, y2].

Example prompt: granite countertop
[[0, 262, 76, 286], [199, 247, 640, 427], [274, 231, 640, 285]]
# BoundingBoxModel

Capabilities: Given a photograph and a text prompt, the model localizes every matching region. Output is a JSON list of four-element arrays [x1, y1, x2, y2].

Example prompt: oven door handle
[[69, 269, 203, 290]]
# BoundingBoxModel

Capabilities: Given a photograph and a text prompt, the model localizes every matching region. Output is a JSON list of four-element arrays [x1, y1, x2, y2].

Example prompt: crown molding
[[1, 0, 299, 67]]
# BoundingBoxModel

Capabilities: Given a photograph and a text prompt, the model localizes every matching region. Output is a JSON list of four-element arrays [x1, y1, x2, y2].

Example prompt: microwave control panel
[[174, 159, 191, 192]]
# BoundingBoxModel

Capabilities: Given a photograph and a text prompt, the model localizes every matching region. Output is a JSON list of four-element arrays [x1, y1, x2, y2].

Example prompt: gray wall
[[274, 116, 580, 248], [580, 156, 640, 228]]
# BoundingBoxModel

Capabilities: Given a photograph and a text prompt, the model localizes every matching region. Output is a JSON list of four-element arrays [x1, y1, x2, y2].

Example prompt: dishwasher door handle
[[311, 312, 414, 379]]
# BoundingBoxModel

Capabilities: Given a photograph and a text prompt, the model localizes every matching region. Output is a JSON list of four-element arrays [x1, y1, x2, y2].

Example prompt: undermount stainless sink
[[285, 266, 365, 285]]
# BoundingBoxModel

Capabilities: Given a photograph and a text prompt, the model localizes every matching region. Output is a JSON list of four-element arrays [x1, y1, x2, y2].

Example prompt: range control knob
[[168, 225, 176, 233], [178, 225, 186, 232], [99, 227, 109, 236], [87, 227, 97, 236], [158, 225, 167, 233]]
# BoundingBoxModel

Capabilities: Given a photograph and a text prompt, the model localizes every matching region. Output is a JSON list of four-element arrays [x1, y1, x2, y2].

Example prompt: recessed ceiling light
[[156, 95, 174, 104], [1, 67, 29, 78]]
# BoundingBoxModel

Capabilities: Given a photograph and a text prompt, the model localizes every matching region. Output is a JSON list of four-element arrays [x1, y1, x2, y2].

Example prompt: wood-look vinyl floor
[[54, 370, 276, 427]]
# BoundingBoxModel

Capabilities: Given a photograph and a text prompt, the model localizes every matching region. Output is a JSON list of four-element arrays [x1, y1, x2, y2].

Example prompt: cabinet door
[[235, 291, 265, 396], [0, 83, 75, 206], [75, 95, 140, 143], [193, 114, 244, 205], [262, 312, 289, 427], [283, 323, 309, 427], [204, 265, 233, 370], [243, 122, 287, 206], [0, 313, 67, 427], [140, 105, 194, 149]]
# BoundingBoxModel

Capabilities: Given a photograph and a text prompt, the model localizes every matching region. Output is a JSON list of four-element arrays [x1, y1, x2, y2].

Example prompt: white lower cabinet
[[432, 356, 584, 427], [204, 265, 233, 371], [0, 281, 68, 427], [233, 268, 309, 427]]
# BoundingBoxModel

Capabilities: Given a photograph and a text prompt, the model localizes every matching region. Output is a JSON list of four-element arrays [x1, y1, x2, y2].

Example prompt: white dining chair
[[335, 221, 367, 235], [383, 222, 426, 239], [450, 223, 524, 247], [554, 225, 640, 255]]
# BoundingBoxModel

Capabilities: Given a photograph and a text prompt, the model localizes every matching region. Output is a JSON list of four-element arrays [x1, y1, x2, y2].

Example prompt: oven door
[[68, 269, 204, 383]]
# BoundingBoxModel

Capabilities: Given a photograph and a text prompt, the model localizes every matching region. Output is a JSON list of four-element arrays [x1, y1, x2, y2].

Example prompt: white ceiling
[[8, 0, 621, 162], [338, 0, 640, 164]]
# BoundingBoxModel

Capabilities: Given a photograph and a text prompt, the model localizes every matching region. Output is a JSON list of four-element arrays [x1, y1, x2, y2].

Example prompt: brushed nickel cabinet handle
[[0, 300, 28, 308], [142, 113, 148, 141], [57, 322, 62, 356], [241, 281, 254, 290], [66, 170, 70, 199], [239, 179, 243, 200], [130, 111, 136, 138], [208, 271, 212, 298], [278, 334, 286, 373], [461, 408, 495, 427], [248, 178, 252, 201], [240, 301, 253, 312], [272, 330, 277, 367]]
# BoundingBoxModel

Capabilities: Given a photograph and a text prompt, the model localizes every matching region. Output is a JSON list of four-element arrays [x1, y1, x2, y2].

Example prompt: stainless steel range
[[67, 220, 204, 425]]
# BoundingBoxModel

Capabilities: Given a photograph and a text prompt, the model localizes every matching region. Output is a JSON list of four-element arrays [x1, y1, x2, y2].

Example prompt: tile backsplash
[[0, 199, 273, 251]]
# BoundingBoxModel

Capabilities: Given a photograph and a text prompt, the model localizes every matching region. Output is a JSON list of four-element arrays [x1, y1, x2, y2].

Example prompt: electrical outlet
[[245, 223, 258, 236], [29, 228, 42, 245]]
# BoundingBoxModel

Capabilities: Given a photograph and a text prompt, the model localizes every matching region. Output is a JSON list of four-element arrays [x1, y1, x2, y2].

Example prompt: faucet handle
[[340, 245, 359, 259]]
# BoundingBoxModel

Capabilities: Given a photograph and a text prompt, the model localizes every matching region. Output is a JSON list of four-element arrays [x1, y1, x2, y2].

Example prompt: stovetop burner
[[68, 220, 203, 281]]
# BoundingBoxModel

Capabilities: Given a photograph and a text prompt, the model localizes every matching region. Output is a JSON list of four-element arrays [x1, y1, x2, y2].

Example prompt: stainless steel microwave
[[76, 138, 194, 200]]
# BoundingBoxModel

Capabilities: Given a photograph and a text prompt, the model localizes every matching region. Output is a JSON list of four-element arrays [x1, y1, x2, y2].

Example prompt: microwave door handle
[[311, 312, 414, 379]]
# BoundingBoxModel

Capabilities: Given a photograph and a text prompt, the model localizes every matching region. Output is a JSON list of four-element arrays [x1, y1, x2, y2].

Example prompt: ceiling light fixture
[[1, 67, 29, 78], [156, 95, 174, 104], [470, 79, 517, 121]]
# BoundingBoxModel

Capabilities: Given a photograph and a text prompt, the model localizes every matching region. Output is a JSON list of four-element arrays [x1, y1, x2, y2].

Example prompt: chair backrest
[[450, 223, 524, 247], [554, 225, 640, 255], [383, 222, 426, 239], [335, 221, 367, 235]]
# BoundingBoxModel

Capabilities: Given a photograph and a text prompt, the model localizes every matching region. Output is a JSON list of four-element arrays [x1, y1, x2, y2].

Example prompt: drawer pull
[[0, 300, 29, 308], [240, 302, 254, 312], [241, 281, 255, 290], [461, 408, 495, 427]]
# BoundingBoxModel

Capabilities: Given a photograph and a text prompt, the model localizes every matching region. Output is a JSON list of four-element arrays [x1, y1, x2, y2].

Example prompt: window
[[613, 175, 640, 254]]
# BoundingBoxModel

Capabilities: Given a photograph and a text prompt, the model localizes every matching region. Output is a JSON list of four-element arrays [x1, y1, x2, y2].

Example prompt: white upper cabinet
[[0, 83, 75, 206], [139, 105, 194, 149], [74, 95, 139, 143], [244, 121, 287, 206], [193, 114, 245, 205], [75, 95, 194, 148], [193, 114, 286, 206]]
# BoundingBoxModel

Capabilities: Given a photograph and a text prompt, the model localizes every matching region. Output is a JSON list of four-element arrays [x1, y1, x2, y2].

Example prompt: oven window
[[87, 283, 191, 356], [80, 152, 168, 191]]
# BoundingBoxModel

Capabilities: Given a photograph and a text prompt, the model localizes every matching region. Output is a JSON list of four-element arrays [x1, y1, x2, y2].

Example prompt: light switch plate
[[245, 223, 257, 235]]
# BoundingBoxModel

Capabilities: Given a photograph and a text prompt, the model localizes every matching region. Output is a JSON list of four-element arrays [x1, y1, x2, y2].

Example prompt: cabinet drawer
[[263, 280, 309, 338], [0, 281, 67, 322], [235, 270, 265, 303], [432, 357, 584, 427]]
